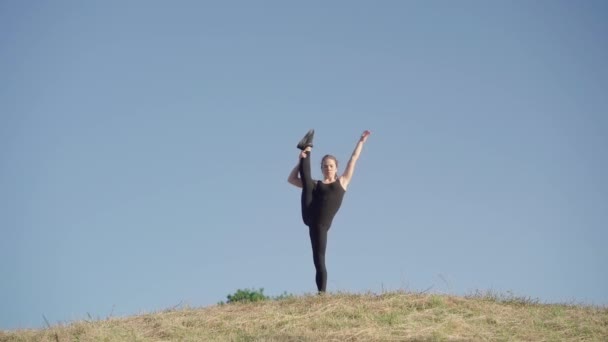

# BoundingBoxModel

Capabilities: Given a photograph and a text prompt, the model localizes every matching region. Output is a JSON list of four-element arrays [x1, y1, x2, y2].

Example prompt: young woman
[[287, 129, 370, 293]]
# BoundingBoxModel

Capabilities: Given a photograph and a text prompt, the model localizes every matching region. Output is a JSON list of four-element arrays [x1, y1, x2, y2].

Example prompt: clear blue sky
[[2, 0, 607, 330]]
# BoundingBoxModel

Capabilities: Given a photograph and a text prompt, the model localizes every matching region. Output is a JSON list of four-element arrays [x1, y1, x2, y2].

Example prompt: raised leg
[[299, 149, 315, 226]]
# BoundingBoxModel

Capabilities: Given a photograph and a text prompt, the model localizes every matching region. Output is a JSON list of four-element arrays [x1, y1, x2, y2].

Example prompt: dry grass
[[2, 291, 607, 341]]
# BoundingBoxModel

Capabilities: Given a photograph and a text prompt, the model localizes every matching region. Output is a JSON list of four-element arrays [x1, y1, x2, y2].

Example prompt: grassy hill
[[2, 291, 607, 341]]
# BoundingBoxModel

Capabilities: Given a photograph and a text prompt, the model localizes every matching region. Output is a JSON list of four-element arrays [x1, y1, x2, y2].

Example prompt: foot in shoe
[[297, 129, 315, 150]]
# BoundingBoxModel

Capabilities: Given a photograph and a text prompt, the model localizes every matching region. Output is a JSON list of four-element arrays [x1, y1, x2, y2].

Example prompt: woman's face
[[321, 158, 337, 179]]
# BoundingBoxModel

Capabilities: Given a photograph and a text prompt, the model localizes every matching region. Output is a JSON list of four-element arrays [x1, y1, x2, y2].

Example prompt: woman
[[287, 129, 370, 293]]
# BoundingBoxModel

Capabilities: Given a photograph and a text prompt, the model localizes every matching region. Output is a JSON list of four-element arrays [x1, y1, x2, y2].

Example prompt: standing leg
[[299, 149, 315, 226], [309, 224, 329, 292]]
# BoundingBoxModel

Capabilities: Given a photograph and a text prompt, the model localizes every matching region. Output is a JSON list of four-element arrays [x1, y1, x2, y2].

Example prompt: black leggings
[[299, 151, 329, 292]]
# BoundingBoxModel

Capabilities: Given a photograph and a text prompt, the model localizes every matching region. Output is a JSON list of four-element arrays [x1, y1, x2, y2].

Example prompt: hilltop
[[2, 291, 607, 341]]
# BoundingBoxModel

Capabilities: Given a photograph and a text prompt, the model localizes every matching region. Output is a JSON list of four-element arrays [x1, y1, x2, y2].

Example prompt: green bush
[[219, 288, 295, 305], [225, 288, 268, 304]]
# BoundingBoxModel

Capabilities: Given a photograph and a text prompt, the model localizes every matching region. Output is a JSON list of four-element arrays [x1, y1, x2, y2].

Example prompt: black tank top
[[311, 180, 346, 227]]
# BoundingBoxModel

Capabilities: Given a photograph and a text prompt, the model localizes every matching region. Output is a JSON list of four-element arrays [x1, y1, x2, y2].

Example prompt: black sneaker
[[297, 129, 315, 150]]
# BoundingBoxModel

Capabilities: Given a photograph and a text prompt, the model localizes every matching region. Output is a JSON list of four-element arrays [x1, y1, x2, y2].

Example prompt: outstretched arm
[[340, 130, 370, 189]]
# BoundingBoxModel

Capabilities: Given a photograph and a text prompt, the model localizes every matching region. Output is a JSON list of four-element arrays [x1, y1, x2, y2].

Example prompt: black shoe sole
[[297, 129, 315, 150]]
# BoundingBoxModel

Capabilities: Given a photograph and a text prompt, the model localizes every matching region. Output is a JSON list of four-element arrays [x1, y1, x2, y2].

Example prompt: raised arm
[[340, 130, 370, 189]]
